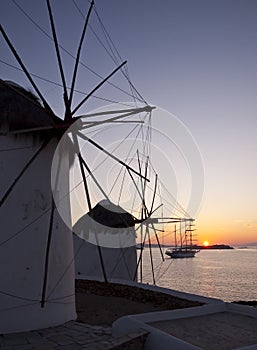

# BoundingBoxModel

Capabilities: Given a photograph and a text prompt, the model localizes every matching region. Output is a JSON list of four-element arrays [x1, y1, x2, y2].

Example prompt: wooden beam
[[69, 1, 94, 108], [46, 0, 70, 118], [77, 131, 150, 181], [71, 61, 127, 116], [0, 25, 55, 116]]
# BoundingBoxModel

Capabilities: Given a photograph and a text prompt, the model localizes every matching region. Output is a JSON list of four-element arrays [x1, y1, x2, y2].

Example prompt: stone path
[[0, 321, 147, 350]]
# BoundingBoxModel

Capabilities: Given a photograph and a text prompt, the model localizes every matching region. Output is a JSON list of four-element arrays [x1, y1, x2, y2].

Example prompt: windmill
[[0, 0, 199, 334], [0, 1, 155, 333], [127, 154, 196, 285]]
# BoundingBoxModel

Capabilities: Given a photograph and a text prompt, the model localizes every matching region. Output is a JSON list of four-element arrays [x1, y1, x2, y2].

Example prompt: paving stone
[[0, 321, 127, 350], [29, 339, 57, 347], [11, 332, 35, 338], [46, 335, 74, 345], [13, 344, 33, 350], [30, 342, 58, 350], [65, 324, 87, 331], [75, 334, 99, 342], [3, 333, 25, 339], [61, 329, 83, 337], [75, 339, 94, 346], [2, 338, 28, 346], [26, 337, 45, 345], [56, 344, 83, 350]]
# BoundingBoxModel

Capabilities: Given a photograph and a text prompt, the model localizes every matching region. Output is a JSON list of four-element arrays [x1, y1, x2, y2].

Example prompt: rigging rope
[[93, 6, 147, 104], [0, 59, 134, 108], [10, 0, 146, 104]]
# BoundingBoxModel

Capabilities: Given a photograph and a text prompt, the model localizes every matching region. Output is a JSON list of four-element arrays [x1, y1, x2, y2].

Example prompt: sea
[[141, 247, 257, 302]]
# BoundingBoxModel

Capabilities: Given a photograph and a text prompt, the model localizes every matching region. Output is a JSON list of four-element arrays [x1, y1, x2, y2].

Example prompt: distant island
[[195, 244, 234, 250], [144, 243, 234, 249]]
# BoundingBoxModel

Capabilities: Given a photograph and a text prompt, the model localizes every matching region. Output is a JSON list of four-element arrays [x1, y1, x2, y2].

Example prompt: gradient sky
[[1, 0, 257, 245]]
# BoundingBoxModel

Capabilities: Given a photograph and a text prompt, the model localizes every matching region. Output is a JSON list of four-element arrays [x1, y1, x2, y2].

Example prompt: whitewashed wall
[[0, 134, 76, 333], [74, 233, 137, 282]]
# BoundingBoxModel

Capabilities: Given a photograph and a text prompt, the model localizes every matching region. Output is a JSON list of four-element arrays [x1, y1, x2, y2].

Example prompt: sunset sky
[[1, 0, 257, 246]]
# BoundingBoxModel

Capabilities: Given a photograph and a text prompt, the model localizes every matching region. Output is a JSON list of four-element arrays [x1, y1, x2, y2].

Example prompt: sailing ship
[[165, 221, 199, 258]]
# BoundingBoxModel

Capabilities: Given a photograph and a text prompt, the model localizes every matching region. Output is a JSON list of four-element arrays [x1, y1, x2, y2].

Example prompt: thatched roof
[[88, 200, 136, 228], [74, 200, 136, 232], [0, 79, 62, 133]]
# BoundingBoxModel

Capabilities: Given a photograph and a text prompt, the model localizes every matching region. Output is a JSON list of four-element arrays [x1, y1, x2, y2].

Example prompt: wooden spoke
[[77, 131, 149, 181], [71, 61, 127, 116], [46, 0, 70, 117], [0, 25, 54, 116], [69, 1, 94, 107]]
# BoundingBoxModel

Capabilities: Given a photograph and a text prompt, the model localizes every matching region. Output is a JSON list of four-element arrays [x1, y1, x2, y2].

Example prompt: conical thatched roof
[[88, 200, 136, 228], [73, 200, 137, 247], [74, 200, 136, 231], [0, 79, 62, 133]]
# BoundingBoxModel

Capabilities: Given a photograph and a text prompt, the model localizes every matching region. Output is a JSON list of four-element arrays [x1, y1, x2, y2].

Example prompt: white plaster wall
[[0, 134, 76, 333], [74, 233, 137, 282]]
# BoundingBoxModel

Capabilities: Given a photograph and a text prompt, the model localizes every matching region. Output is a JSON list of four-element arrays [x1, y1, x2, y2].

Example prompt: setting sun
[[203, 240, 210, 247]]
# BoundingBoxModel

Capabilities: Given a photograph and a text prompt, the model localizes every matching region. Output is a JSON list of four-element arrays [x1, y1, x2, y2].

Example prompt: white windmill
[[0, 0, 157, 333], [0, 0, 198, 334]]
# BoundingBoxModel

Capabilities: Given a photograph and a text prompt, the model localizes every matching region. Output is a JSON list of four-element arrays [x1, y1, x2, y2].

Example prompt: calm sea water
[[141, 247, 257, 302]]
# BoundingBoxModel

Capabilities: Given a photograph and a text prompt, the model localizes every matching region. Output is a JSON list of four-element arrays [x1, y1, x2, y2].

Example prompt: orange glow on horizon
[[203, 240, 210, 247]]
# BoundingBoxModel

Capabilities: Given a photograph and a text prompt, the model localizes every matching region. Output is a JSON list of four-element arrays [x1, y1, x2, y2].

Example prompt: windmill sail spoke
[[127, 169, 149, 214], [46, 0, 70, 117], [137, 150, 145, 203], [71, 61, 127, 116], [69, 1, 94, 108], [0, 25, 54, 116], [72, 134, 108, 282], [78, 105, 155, 119], [133, 229, 148, 282], [0, 138, 50, 208], [147, 226, 155, 285], [79, 154, 109, 201], [142, 157, 149, 219], [149, 222, 165, 261], [81, 109, 147, 129], [41, 196, 55, 308], [149, 203, 163, 216], [82, 120, 144, 126], [77, 131, 149, 181], [72, 134, 92, 211], [150, 173, 158, 215]]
